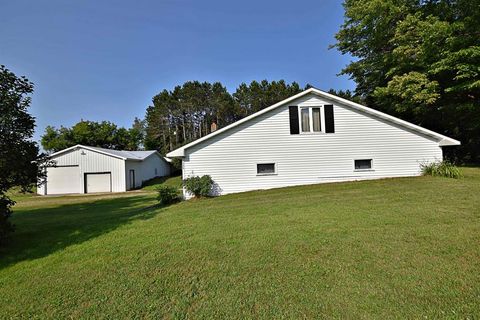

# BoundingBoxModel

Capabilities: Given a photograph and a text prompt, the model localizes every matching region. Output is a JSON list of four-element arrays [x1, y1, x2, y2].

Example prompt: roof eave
[[439, 138, 461, 146], [48, 144, 82, 158], [166, 149, 185, 158], [49, 144, 128, 160], [138, 151, 173, 164]]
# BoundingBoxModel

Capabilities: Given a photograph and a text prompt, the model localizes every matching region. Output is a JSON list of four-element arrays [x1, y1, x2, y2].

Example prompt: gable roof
[[49, 144, 171, 162], [86, 146, 159, 161], [167, 88, 460, 157]]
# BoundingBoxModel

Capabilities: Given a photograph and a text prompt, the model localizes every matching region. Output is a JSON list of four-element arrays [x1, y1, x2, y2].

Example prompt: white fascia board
[[439, 138, 461, 146], [80, 146, 127, 160], [48, 144, 127, 160], [48, 144, 82, 158], [167, 149, 186, 157]]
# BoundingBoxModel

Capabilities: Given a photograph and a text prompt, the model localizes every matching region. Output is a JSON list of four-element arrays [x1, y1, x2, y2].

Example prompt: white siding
[[182, 93, 443, 196], [125, 154, 170, 190], [38, 147, 126, 194]]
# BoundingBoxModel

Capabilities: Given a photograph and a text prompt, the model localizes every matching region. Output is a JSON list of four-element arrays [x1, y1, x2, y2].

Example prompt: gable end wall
[[182, 94, 443, 196], [37, 147, 126, 194]]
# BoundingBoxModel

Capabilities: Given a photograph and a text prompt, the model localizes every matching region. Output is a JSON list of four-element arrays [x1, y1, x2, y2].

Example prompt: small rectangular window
[[354, 159, 372, 170], [312, 107, 321, 132], [257, 163, 276, 175], [301, 108, 310, 132]]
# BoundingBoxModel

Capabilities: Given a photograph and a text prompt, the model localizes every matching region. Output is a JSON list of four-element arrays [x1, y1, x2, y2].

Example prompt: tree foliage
[[0, 65, 46, 245], [145, 80, 302, 154], [233, 80, 302, 115], [41, 119, 145, 152], [144, 81, 237, 153], [335, 0, 480, 162], [327, 88, 363, 104]]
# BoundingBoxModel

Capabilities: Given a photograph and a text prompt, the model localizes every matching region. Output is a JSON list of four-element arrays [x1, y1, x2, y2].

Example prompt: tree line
[[41, 118, 146, 152], [144, 80, 306, 154]]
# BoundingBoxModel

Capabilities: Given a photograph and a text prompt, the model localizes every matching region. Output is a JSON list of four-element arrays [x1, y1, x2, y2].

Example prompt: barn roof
[[49, 145, 171, 162], [87, 146, 157, 160]]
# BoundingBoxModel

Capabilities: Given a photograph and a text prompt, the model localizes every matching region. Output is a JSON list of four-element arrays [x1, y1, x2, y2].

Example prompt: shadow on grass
[[0, 195, 164, 270]]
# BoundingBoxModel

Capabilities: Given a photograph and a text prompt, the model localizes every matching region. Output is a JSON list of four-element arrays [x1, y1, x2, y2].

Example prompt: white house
[[38, 145, 171, 195], [167, 88, 460, 197]]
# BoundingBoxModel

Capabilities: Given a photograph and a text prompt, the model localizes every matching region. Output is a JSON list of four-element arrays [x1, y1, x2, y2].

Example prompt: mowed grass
[[1, 169, 479, 318], [142, 175, 183, 191]]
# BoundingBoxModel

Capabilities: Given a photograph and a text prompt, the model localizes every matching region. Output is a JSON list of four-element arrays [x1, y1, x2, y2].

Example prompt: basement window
[[257, 163, 276, 175], [354, 159, 373, 171]]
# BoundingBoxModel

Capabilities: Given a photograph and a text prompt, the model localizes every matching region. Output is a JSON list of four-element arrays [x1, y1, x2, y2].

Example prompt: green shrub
[[183, 175, 214, 197], [421, 161, 461, 179], [156, 186, 180, 205]]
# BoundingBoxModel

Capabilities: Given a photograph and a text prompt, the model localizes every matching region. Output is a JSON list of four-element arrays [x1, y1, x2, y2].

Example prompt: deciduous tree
[[0, 65, 46, 245], [41, 120, 144, 152], [334, 0, 480, 162]]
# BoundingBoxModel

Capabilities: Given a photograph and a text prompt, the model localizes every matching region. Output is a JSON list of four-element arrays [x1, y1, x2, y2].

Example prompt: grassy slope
[[0, 169, 479, 318], [141, 175, 182, 191]]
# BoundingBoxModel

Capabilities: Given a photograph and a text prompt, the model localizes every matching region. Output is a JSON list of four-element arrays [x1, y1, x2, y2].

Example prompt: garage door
[[85, 173, 111, 193], [46, 166, 81, 195]]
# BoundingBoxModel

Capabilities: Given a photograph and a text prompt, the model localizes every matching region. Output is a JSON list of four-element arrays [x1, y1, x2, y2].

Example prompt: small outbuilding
[[37, 145, 171, 195]]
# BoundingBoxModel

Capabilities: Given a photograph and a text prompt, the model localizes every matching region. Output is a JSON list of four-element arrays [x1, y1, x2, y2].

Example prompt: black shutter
[[288, 106, 299, 134], [324, 104, 335, 133]]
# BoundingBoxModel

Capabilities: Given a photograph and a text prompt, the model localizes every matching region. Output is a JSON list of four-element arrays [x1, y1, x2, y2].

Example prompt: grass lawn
[[141, 175, 183, 191], [1, 169, 479, 318]]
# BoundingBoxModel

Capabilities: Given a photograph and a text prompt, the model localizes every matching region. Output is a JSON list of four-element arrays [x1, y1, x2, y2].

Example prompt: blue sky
[[0, 0, 355, 143]]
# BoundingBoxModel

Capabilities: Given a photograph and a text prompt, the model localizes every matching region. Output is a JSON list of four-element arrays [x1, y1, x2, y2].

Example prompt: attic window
[[301, 108, 310, 132], [300, 107, 323, 133]]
